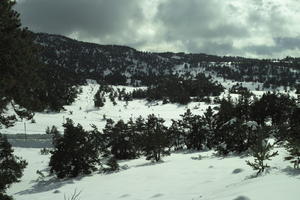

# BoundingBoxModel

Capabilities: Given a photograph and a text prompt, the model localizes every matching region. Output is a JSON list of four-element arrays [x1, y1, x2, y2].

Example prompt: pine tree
[[284, 107, 300, 168], [108, 120, 136, 159], [104, 156, 119, 172], [179, 109, 207, 150], [168, 120, 185, 150], [0, 0, 43, 126], [0, 134, 27, 199], [94, 89, 105, 108], [203, 106, 215, 148], [142, 114, 170, 162], [49, 119, 101, 178], [246, 128, 278, 176]]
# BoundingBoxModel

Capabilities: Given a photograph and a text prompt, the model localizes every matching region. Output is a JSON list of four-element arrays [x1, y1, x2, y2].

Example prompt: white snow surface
[[2, 83, 215, 134], [7, 147, 300, 200], [3, 82, 300, 200]]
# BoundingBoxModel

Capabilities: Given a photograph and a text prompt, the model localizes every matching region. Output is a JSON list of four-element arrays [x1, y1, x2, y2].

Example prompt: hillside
[[35, 33, 300, 88]]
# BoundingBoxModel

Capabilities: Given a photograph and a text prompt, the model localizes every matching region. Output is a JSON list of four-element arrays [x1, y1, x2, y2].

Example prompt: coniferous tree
[[203, 106, 216, 148], [0, 134, 27, 200], [246, 127, 278, 176], [284, 107, 300, 168], [104, 156, 119, 172], [142, 114, 170, 162], [0, 0, 42, 127], [94, 89, 105, 108], [168, 120, 185, 150], [108, 120, 137, 159], [49, 119, 101, 178], [134, 116, 146, 154]]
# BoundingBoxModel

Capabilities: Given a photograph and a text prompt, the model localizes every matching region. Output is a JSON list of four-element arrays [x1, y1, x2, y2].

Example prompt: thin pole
[[24, 122, 27, 141]]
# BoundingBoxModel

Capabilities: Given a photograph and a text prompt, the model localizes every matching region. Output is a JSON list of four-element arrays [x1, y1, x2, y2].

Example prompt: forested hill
[[34, 32, 300, 88]]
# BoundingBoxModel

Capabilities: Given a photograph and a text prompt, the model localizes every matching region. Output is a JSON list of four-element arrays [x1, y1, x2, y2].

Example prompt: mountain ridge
[[34, 32, 300, 88]]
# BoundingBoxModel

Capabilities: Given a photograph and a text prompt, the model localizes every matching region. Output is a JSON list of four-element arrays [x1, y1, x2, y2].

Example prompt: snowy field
[[2, 82, 218, 135], [3, 81, 300, 200], [3, 81, 296, 136], [7, 147, 300, 200]]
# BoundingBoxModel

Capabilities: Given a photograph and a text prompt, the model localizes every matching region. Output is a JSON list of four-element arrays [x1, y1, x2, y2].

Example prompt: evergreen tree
[[103, 156, 119, 172], [49, 119, 101, 178], [0, 0, 43, 125], [134, 116, 146, 155], [94, 89, 105, 108], [203, 106, 215, 148], [168, 120, 185, 150], [0, 134, 27, 199], [108, 120, 137, 159], [179, 109, 208, 150], [246, 128, 278, 176], [284, 107, 300, 168], [142, 114, 170, 162]]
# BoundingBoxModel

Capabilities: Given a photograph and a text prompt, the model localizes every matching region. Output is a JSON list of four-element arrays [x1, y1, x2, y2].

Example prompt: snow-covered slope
[[7, 147, 300, 200], [3, 82, 300, 200], [2, 82, 217, 135]]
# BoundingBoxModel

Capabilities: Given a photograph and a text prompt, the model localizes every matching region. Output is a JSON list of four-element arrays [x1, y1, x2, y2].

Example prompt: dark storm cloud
[[15, 0, 300, 57], [15, 0, 144, 39]]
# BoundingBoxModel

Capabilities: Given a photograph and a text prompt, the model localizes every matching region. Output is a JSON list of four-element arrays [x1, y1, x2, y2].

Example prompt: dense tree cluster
[[131, 74, 224, 104], [48, 91, 300, 178], [49, 115, 171, 178]]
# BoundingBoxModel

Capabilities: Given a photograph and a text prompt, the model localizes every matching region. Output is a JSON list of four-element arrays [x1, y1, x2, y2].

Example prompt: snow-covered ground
[[3, 81, 300, 200], [2, 81, 297, 136], [2, 82, 217, 135], [7, 147, 300, 200]]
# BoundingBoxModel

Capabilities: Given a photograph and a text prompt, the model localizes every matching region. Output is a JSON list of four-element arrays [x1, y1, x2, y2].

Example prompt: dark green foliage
[[40, 148, 50, 155], [0, 193, 13, 200], [49, 119, 101, 178], [142, 115, 170, 162], [0, 0, 42, 127], [0, 133, 27, 198], [285, 140, 300, 169], [229, 83, 252, 97], [202, 106, 216, 149], [34, 65, 82, 112], [284, 107, 300, 168], [104, 156, 119, 172], [108, 120, 137, 159], [168, 120, 185, 150], [250, 92, 296, 126], [179, 109, 207, 150], [246, 133, 278, 176], [0, 115, 17, 129], [94, 89, 106, 108], [131, 74, 223, 104]]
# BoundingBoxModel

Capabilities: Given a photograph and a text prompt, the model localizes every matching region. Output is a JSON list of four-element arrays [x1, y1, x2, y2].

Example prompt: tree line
[[47, 92, 300, 179]]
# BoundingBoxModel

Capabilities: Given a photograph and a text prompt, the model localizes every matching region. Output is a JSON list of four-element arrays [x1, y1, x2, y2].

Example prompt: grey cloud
[[15, 0, 144, 39], [14, 0, 300, 58], [245, 37, 300, 56], [184, 40, 235, 55], [155, 0, 248, 54]]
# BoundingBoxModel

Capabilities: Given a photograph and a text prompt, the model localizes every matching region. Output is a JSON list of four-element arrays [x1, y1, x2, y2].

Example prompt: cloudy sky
[[15, 0, 300, 58]]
